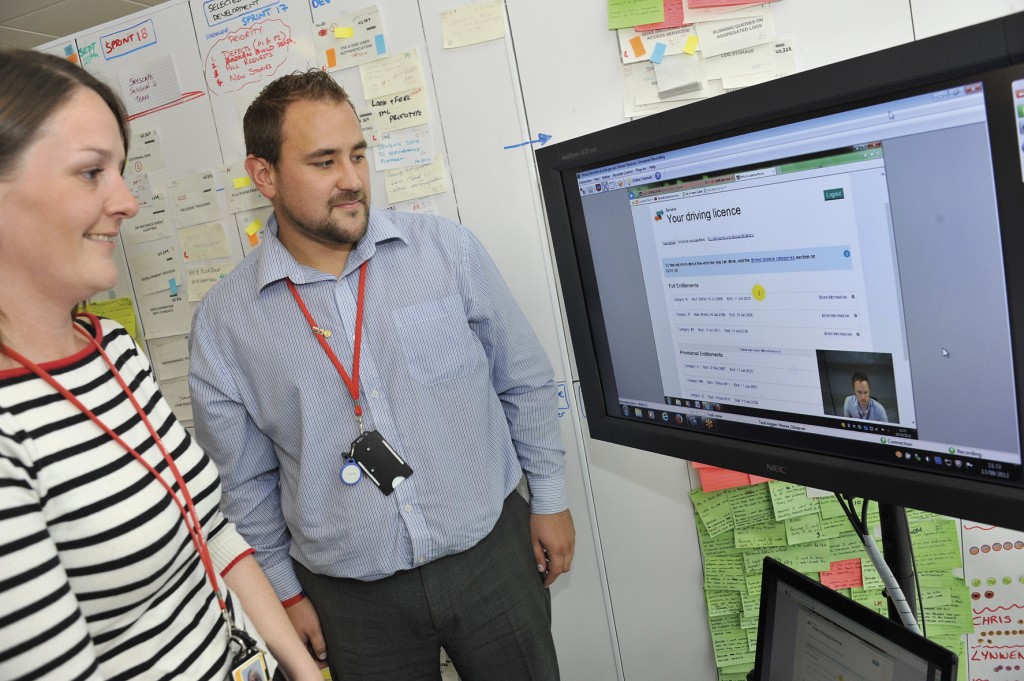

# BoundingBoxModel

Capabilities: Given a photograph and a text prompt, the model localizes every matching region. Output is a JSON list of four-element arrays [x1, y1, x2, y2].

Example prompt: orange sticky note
[[248, 232, 260, 246], [629, 35, 646, 58], [334, 26, 354, 39], [683, 35, 699, 55], [325, 48, 337, 69]]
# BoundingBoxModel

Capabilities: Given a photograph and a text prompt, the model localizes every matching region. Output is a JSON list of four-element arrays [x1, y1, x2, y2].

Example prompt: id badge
[[230, 651, 268, 681], [349, 429, 413, 495]]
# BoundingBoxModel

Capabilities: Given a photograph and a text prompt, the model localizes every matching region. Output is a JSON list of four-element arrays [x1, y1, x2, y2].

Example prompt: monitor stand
[[877, 502, 919, 627]]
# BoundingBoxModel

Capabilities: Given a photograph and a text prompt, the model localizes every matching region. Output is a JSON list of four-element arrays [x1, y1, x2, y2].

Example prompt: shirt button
[[418, 557, 426, 565], [371, 389, 380, 398], [404, 504, 413, 513]]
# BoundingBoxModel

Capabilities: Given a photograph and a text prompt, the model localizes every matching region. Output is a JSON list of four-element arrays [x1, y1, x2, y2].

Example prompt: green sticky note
[[691, 488, 736, 538], [740, 591, 761, 619], [820, 514, 856, 539], [698, 524, 741, 556], [909, 519, 962, 570], [705, 589, 743, 618], [768, 480, 819, 521], [742, 542, 832, 574], [785, 512, 825, 544], [709, 625, 755, 668], [607, 0, 664, 30], [730, 485, 775, 529], [705, 555, 747, 592], [734, 521, 788, 549], [849, 586, 888, 616], [829, 534, 868, 561]]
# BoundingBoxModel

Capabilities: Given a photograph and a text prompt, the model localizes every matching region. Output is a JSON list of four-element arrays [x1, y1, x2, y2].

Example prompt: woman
[[0, 50, 322, 680]]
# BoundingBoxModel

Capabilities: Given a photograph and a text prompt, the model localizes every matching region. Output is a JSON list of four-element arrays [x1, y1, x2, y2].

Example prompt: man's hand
[[285, 597, 329, 669], [530, 509, 575, 588]]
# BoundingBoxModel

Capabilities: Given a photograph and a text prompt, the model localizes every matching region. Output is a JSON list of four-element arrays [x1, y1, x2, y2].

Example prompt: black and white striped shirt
[[0, 316, 250, 680]]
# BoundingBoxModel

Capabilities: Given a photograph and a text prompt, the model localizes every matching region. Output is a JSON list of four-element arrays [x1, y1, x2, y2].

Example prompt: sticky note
[[650, 42, 667, 64], [249, 232, 260, 247], [232, 176, 251, 189], [245, 220, 262, 236], [334, 26, 354, 39], [684, 35, 699, 55], [629, 35, 646, 58], [375, 34, 386, 55], [169, 277, 178, 296], [325, 48, 337, 69]]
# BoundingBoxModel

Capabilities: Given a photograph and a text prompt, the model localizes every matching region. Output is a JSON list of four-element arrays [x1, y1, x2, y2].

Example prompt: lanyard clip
[[312, 326, 332, 338]]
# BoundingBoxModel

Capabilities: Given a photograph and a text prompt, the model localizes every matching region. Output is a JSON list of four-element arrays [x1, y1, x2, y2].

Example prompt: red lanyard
[[0, 315, 226, 615], [285, 261, 367, 423]]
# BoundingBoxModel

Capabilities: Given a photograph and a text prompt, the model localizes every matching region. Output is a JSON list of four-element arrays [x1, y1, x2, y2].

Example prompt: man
[[189, 70, 574, 680], [843, 371, 889, 422]]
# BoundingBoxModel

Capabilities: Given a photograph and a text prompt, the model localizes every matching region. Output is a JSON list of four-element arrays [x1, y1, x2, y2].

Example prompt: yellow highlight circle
[[752, 284, 766, 301]]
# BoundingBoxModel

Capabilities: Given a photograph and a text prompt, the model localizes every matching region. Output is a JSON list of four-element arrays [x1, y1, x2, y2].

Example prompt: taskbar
[[615, 399, 1021, 485]]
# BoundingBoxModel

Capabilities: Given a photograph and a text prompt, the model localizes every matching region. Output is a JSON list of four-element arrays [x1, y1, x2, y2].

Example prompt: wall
[[39, 1, 1024, 680]]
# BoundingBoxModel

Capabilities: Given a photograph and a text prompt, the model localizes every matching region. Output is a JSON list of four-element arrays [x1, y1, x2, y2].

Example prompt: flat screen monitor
[[535, 13, 1024, 527], [754, 557, 957, 680]]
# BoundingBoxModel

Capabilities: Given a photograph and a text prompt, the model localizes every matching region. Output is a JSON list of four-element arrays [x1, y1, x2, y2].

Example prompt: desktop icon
[[675, 414, 684, 424], [661, 412, 669, 422], [634, 407, 643, 418], [622, 405, 630, 416], [647, 410, 656, 420]]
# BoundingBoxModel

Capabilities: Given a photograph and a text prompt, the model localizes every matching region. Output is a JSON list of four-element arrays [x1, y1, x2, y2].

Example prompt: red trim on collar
[[0, 312, 104, 380]]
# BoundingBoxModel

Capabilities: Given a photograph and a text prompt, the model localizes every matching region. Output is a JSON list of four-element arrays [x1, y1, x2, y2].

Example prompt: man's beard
[[281, 191, 369, 247]]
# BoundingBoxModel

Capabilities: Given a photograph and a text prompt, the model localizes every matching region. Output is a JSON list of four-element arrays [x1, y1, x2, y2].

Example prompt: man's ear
[[244, 155, 276, 200]]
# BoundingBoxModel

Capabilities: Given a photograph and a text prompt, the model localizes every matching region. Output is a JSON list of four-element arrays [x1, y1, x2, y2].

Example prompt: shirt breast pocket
[[393, 295, 479, 386]]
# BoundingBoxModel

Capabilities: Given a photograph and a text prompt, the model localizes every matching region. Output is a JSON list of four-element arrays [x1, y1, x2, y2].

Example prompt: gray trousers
[[294, 493, 560, 681]]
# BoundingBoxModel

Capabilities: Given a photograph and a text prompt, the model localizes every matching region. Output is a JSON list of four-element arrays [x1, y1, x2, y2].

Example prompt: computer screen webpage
[[576, 79, 1021, 480], [763, 581, 936, 681]]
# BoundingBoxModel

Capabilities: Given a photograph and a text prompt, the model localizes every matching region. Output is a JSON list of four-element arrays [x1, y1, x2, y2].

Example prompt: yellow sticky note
[[684, 35, 699, 55], [233, 176, 252, 189], [245, 220, 262, 236], [334, 26, 354, 39], [85, 297, 138, 341]]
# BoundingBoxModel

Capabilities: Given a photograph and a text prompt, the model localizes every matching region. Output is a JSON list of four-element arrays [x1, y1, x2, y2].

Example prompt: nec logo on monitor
[[765, 464, 787, 475]]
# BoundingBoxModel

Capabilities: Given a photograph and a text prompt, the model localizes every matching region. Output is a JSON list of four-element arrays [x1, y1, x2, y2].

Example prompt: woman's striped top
[[0, 315, 251, 680]]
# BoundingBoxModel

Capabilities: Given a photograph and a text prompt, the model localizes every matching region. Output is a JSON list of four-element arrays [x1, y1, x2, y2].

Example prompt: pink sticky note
[[699, 467, 752, 492], [819, 558, 863, 590]]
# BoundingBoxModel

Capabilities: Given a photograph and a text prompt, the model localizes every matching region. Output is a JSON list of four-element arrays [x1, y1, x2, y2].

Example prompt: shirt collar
[[255, 208, 407, 291]]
